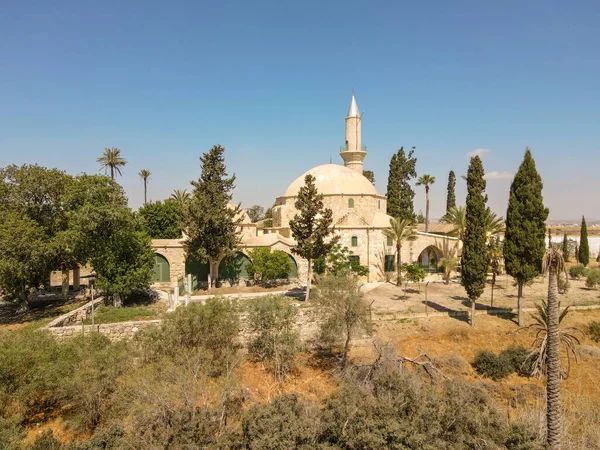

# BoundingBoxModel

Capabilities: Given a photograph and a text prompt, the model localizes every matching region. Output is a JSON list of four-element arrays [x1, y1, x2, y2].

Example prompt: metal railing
[[340, 145, 367, 152]]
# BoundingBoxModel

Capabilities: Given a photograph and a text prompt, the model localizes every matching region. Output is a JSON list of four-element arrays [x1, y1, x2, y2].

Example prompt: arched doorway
[[288, 254, 298, 279], [185, 259, 210, 292], [418, 246, 442, 273], [218, 252, 252, 282], [152, 254, 170, 283]]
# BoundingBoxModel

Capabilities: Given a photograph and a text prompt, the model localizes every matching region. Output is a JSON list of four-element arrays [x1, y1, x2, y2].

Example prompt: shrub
[[404, 263, 426, 285], [247, 247, 292, 282], [473, 350, 513, 381], [587, 321, 600, 343], [499, 345, 533, 377], [585, 269, 600, 289], [0, 416, 24, 450], [30, 430, 62, 450], [569, 265, 585, 280], [558, 272, 569, 294], [246, 295, 301, 379]]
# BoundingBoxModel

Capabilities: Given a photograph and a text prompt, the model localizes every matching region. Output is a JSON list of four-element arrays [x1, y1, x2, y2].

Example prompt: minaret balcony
[[340, 144, 367, 152]]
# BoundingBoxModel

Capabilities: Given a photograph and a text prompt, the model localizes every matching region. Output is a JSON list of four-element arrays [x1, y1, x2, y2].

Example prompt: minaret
[[340, 92, 367, 173]]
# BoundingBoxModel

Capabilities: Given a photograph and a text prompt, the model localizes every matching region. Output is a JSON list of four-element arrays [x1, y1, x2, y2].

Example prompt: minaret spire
[[340, 92, 366, 173]]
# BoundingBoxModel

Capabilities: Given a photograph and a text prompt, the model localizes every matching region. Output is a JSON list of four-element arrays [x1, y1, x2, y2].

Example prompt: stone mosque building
[[150, 94, 457, 290]]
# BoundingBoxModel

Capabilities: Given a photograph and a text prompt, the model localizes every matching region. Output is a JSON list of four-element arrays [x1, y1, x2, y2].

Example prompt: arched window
[[348, 198, 354, 208], [351, 236, 358, 247]]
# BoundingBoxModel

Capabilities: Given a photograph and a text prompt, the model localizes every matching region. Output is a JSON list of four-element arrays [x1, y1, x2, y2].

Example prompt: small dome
[[227, 203, 253, 224], [284, 164, 378, 197]]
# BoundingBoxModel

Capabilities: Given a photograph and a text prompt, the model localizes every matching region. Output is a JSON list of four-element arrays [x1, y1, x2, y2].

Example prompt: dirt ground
[[365, 273, 600, 317], [549, 225, 600, 237]]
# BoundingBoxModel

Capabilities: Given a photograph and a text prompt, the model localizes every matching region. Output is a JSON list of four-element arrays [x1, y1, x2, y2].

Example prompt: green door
[[288, 254, 298, 279], [152, 254, 170, 282], [185, 259, 210, 291]]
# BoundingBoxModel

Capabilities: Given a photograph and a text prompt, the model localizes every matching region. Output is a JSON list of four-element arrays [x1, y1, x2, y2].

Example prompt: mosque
[[150, 94, 457, 290]]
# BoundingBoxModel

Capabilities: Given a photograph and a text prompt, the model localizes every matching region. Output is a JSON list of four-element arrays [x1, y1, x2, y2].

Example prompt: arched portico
[[152, 253, 171, 283], [417, 246, 442, 273]]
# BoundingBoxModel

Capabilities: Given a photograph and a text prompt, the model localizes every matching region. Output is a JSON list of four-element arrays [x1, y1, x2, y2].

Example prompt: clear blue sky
[[1, 0, 598, 221]]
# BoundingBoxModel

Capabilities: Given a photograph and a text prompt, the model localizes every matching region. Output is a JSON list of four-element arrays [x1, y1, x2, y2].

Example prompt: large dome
[[284, 164, 378, 197]]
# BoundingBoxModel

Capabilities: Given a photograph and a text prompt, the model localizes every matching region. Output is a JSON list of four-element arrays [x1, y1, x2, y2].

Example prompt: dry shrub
[[432, 353, 470, 375]]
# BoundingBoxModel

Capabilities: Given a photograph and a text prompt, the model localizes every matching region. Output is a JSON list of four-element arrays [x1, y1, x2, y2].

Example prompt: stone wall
[[46, 320, 161, 341], [46, 297, 105, 327]]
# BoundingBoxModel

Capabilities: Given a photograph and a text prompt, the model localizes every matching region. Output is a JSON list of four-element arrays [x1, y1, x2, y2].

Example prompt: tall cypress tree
[[290, 174, 339, 301], [579, 216, 590, 267], [461, 156, 488, 327], [504, 148, 549, 327], [562, 233, 570, 262], [182, 145, 241, 287], [444, 170, 456, 219], [386, 153, 400, 218]]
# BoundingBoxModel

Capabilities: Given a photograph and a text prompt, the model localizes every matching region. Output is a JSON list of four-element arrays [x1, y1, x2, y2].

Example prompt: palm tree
[[416, 174, 436, 232], [171, 189, 190, 207], [484, 208, 504, 240], [445, 206, 466, 242], [97, 147, 127, 180], [437, 238, 459, 284], [540, 245, 577, 450], [138, 169, 151, 205], [383, 218, 418, 285], [488, 237, 503, 307]]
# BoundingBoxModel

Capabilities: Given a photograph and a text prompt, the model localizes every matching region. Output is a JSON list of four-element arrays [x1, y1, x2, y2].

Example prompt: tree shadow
[[421, 300, 469, 323]]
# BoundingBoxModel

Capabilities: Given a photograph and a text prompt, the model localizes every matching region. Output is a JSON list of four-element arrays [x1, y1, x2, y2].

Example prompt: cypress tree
[[290, 174, 339, 301], [461, 156, 488, 327], [445, 170, 456, 219], [386, 153, 400, 218], [386, 147, 417, 221], [562, 233, 570, 262], [579, 216, 590, 266], [504, 148, 549, 327], [182, 145, 241, 287]]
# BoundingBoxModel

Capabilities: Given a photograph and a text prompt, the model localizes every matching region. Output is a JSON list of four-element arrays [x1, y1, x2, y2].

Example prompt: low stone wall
[[46, 297, 105, 327], [46, 319, 161, 341]]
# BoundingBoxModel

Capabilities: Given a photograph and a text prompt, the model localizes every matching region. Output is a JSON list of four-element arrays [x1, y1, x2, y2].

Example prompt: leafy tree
[[289, 174, 339, 301], [437, 238, 460, 285], [461, 155, 488, 327], [489, 236, 503, 307], [246, 295, 300, 379], [416, 174, 435, 232], [137, 199, 182, 239], [416, 210, 425, 224], [0, 214, 53, 307], [182, 145, 241, 287], [97, 147, 127, 181], [579, 216, 590, 266], [484, 208, 504, 240], [246, 205, 265, 223], [324, 243, 368, 277], [504, 149, 549, 327], [247, 248, 292, 282], [362, 170, 375, 184], [138, 169, 151, 205], [444, 170, 457, 219], [446, 206, 466, 242], [313, 275, 370, 368], [386, 146, 417, 221], [404, 263, 426, 290], [562, 233, 570, 262], [383, 218, 418, 285]]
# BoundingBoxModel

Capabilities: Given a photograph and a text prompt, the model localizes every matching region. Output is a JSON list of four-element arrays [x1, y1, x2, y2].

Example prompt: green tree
[[461, 155, 488, 327], [437, 238, 460, 285], [247, 248, 292, 282], [182, 145, 241, 288], [324, 243, 369, 277], [484, 208, 504, 240], [97, 147, 127, 181], [138, 169, 151, 205], [446, 205, 466, 242], [313, 275, 370, 369], [171, 188, 190, 207], [386, 146, 417, 221], [444, 170, 457, 220], [579, 216, 590, 267], [246, 205, 265, 223], [289, 174, 339, 301], [383, 218, 418, 285], [416, 174, 435, 232], [562, 233, 570, 262], [362, 170, 375, 185], [246, 295, 300, 379], [504, 148, 549, 327], [489, 236, 503, 307], [137, 199, 182, 239]]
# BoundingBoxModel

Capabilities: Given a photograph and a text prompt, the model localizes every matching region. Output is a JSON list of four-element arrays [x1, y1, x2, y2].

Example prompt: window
[[387, 237, 393, 246], [348, 198, 354, 208], [351, 236, 358, 247], [378, 200, 381, 209], [384, 255, 395, 272], [349, 255, 360, 265]]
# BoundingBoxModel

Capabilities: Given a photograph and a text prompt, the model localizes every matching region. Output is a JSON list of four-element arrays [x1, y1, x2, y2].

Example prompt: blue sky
[[1, 0, 598, 221]]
